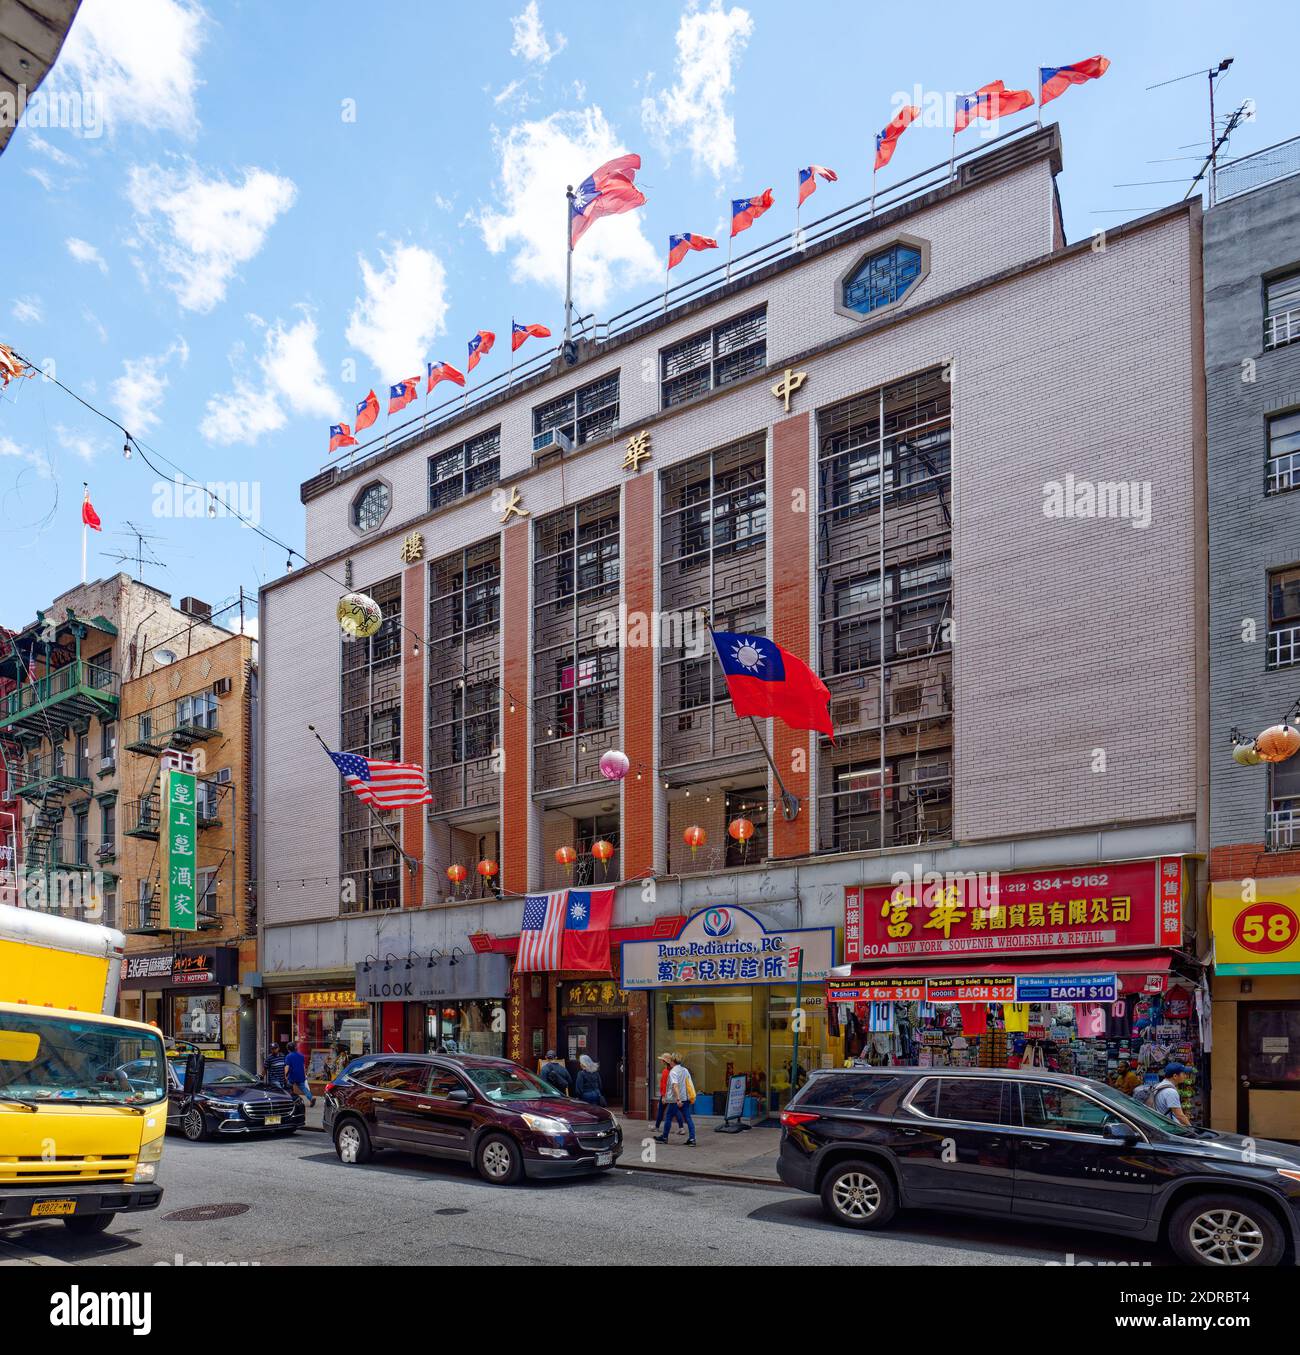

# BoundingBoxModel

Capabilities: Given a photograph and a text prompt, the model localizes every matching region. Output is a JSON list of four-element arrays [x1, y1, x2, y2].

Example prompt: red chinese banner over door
[[843, 857, 1184, 964]]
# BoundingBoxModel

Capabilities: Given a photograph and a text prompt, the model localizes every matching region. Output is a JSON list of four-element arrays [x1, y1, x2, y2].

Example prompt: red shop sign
[[827, 977, 926, 1003], [843, 857, 1183, 964], [926, 976, 1016, 1003]]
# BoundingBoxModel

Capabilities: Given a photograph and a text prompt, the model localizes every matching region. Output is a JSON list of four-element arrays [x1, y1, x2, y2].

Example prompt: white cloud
[[25, 166, 55, 191], [110, 338, 189, 435], [641, 1, 753, 177], [345, 244, 450, 381], [200, 309, 341, 447], [510, 2, 565, 64], [82, 308, 109, 343], [27, 133, 78, 167], [479, 106, 659, 310], [127, 162, 297, 313], [54, 0, 206, 137], [11, 296, 42, 324], [54, 424, 100, 463], [67, 237, 108, 273]]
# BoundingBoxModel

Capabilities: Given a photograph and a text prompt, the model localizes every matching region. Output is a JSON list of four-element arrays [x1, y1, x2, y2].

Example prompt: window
[[1265, 269, 1300, 351], [1268, 565, 1300, 670], [428, 427, 500, 509], [178, 690, 217, 730], [101, 720, 116, 762], [532, 373, 620, 452], [1269, 756, 1300, 851], [1267, 411, 1300, 496], [100, 799, 115, 843], [907, 1078, 940, 1117], [75, 732, 89, 779], [660, 308, 766, 408], [198, 767, 230, 822], [934, 1078, 1006, 1124], [429, 1068, 468, 1098], [197, 867, 218, 917], [803, 1073, 904, 1110], [72, 808, 89, 866], [1020, 1084, 1129, 1136], [352, 481, 390, 534], [840, 241, 925, 317], [372, 1062, 431, 1094]]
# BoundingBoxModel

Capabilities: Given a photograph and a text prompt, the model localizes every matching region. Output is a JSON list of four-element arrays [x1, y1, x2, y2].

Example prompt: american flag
[[328, 751, 432, 810], [516, 891, 568, 972]]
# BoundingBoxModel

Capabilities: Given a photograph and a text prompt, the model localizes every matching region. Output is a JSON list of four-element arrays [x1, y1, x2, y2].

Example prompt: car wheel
[[181, 1106, 208, 1142], [63, 1214, 114, 1235], [1168, 1194, 1284, 1267], [820, 1160, 897, 1229], [334, 1116, 372, 1164], [477, 1133, 523, 1185]]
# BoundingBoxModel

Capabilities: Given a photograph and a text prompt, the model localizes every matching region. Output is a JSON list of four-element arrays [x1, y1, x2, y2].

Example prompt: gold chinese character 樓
[[400, 530, 424, 563], [499, 486, 530, 524], [771, 367, 808, 412], [623, 429, 652, 473]]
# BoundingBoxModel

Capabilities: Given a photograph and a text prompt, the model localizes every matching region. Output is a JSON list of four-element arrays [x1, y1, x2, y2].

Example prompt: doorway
[[558, 1016, 626, 1110], [1236, 1000, 1300, 1140]]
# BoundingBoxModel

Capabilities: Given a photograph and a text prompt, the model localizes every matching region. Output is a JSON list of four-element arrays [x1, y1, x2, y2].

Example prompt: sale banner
[[1211, 879, 1300, 974], [844, 858, 1183, 963]]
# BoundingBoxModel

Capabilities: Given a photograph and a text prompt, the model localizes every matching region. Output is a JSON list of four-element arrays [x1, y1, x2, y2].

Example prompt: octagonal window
[[842, 243, 924, 317], [352, 481, 390, 534]]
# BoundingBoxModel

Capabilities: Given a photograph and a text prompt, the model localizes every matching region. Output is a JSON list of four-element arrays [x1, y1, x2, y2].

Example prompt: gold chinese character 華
[[623, 429, 652, 472]]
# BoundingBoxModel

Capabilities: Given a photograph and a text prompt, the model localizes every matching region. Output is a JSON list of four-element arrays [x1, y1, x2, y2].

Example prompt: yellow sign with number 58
[[1211, 879, 1300, 974]]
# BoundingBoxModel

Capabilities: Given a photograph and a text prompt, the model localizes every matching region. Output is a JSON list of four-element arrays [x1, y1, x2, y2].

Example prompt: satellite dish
[[154, 649, 178, 667]]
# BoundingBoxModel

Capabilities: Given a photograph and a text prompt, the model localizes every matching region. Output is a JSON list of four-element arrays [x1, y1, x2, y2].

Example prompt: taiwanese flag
[[875, 105, 919, 170], [467, 330, 495, 372], [569, 153, 646, 249], [329, 422, 357, 453], [1039, 56, 1110, 106], [427, 360, 465, 393], [710, 630, 833, 738], [511, 321, 551, 352], [81, 488, 102, 531], [355, 389, 380, 432], [955, 81, 1035, 134], [667, 232, 718, 270], [797, 165, 837, 206], [561, 887, 616, 972], [388, 378, 418, 414], [731, 189, 774, 237]]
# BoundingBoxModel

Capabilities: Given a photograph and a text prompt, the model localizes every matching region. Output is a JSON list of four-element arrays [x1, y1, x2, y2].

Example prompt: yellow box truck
[[0, 904, 168, 1233]]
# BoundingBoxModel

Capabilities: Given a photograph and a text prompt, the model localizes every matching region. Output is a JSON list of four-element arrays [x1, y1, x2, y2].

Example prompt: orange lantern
[[477, 859, 499, 879], [684, 825, 706, 857], [1255, 724, 1300, 763], [590, 838, 615, 879], [555, 845, 577, 874], [446, 863, 468, 886], [728, 817, 754, 843]]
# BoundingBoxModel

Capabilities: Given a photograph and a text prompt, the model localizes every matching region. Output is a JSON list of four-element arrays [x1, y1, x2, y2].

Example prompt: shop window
[[660, 308, 766, 408], [1264, 268, 1300, 351], [1266, 410, 1300, 496]]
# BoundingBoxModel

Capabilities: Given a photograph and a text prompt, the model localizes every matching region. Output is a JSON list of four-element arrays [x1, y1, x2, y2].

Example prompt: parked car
[[323, 1052, 622, 1184], [778, 1066, 1300, 1267], [156, 1055, 304, 1141]]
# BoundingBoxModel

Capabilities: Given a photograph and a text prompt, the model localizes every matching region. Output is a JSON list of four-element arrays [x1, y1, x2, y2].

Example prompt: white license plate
[[265, 1115, 281, 1126], [596, 1151, 612, 1167]]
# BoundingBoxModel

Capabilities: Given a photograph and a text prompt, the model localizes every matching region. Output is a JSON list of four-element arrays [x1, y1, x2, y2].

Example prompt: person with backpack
[[1151, 1062, 1193, 1126], [539, 1050, 572, 1096]]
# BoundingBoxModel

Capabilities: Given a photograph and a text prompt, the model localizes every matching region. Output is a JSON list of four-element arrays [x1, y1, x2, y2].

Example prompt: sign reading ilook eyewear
[[161, 766, 198, 931], [620, 906, 835, 990]]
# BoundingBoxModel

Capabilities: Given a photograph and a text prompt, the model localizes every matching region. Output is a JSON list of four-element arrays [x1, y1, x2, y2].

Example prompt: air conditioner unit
[[894, 623, 937, 656], [99, 755, 115, 772], [213, 677, 232, 697], [532, 426, 573, 455]]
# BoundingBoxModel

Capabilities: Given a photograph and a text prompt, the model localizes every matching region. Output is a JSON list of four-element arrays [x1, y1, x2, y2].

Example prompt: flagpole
[[81, 482, 88, 584], [564, 186, 575, 349], [508, 319, 516, 387], [663, 258, 669, 314], [871, 164, 877, 215], [794, 174, 801, 252], [308, 724, 418, 875], [726, 230, 733, 282], [1037, 67, 1043, 127]]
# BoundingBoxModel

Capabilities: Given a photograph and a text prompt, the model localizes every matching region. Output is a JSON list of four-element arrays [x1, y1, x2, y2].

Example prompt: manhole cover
[[164, 1203, 251, 1222], [434, 1208, 468, 1216]]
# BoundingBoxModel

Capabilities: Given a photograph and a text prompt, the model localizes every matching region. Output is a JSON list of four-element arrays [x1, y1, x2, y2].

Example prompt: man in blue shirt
[[285, 1039, 315, 1108], [1153, 1062, 1192, 1127]]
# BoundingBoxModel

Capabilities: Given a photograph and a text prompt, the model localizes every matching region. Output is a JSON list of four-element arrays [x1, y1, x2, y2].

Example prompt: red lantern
[[477, 859, 499, 879], [590, 838, 615, 879], [684, 825, 706, 857], [446, 863, 467, 886], [728, 817, 754, 842], [555, 845, 577, 875]]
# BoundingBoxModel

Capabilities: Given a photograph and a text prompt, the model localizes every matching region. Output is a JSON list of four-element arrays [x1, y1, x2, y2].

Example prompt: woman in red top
[[653, 1053, 673, 1131]]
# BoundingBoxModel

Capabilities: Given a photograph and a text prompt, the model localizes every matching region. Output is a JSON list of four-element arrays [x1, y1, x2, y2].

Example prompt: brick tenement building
[[259, 124, 1209, 1122], [1204, 143, 1300, 1139]]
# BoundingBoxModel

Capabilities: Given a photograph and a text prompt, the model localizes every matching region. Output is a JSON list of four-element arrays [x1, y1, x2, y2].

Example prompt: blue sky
[[0, 0, 1292, 630]]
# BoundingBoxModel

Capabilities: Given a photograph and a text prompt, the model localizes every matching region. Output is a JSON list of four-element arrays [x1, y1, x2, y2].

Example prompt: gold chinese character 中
[[400, 530, 425, 563], [623, 429, 652, 472], [771, 367, 808, 412]]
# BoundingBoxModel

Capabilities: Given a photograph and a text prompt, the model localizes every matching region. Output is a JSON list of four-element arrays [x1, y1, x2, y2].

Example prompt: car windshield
[[168, 1058, 258, 1089], [464, 1065, 557, 1101], [1084, 1077, 1199, 1138], [0, 1011, 166, 1104]]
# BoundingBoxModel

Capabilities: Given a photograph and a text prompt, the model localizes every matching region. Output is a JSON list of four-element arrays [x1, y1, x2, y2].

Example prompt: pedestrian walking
[[653, 1052, 673, 1130], [1151, 1062, 1193, 1127], [655, 1053, 696, 1146], [264, 1040, 289, 1091], [285, 1038, 316, 1108], [574, 1053, 606, 1106], [539, 1049, 572, 1096]]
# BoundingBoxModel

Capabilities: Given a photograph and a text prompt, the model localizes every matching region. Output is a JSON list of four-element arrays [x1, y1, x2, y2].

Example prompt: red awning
[[836, 952, 1174, 995]]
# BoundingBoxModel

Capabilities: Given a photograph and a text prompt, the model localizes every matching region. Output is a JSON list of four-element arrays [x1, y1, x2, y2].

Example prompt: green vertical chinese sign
[[162, 767, 197, 931]]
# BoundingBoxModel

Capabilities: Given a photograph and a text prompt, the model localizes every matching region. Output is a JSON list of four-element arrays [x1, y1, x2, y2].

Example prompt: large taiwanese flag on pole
[[561, 887, 616, 972], [710, 630, 834, 738]]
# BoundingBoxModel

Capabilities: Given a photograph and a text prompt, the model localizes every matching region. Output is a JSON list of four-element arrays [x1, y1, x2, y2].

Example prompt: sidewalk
[[300, 1100, 782, 1183]]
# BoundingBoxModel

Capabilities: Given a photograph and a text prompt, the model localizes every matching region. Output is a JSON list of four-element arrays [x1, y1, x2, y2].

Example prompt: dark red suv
[[323, 1052, 622, 1184]]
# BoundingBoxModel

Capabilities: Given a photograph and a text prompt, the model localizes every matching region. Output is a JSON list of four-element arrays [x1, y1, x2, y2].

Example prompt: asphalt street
[[0, 1132, 1174, 1268]]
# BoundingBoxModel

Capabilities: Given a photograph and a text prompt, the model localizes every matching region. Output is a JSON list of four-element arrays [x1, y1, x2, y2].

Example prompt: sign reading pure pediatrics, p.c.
[[161, 765, 198, 931], [620, 906, 835, 990]]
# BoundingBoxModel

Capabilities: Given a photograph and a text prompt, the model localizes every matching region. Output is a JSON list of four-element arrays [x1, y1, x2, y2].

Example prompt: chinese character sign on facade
[[162, 767, 198, 931]]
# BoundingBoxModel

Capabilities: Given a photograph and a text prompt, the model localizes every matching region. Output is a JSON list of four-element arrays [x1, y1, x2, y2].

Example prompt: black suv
[[778, 1066, 1300, 1267], [323, 1052, 622, 1184]]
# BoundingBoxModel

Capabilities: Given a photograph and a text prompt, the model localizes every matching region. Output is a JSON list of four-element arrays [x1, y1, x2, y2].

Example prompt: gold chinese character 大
[[498, 486, 530, 524], [623, 429, 652, 473], [399, 530, 424, 563], [771, 367, 808, 412]]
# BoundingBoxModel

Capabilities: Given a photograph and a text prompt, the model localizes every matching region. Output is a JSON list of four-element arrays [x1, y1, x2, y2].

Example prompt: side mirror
[[447, 1087, 472, 1105], [1103, 1120, 1137, 1144], [182, 1051, 204, 1097]]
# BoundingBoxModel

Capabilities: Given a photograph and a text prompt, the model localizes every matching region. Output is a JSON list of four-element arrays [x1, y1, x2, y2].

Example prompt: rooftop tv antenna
[[101, 520, 169, 582], [1146, 58, 1237, 205]]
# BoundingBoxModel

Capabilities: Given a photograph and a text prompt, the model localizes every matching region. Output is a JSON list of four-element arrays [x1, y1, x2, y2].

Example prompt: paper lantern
[[555, 845, 577, 874], [728, 817, 755, 842], [477, 859, 499, 879], [337, 591, 383, 638], [684, 825, 706, 856], [446, 863, 468, 885], [599, 749, 630, 781], [590, 839, 615, 862], [1255, 724, 1300, 763], [1232, 743, 1263, 767]]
